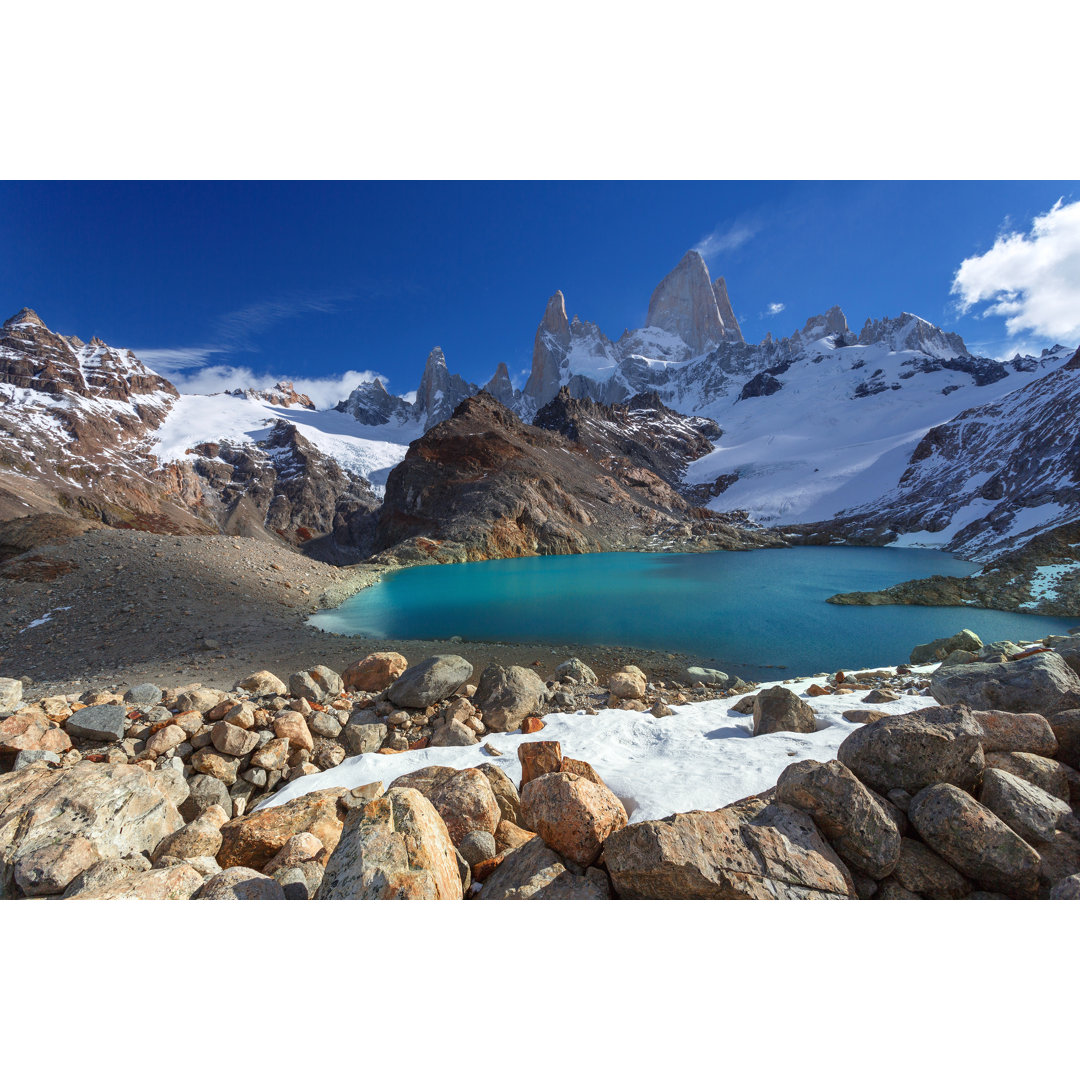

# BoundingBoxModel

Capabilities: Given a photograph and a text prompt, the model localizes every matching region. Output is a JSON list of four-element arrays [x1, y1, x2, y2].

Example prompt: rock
[[218, 787, 347, 870], [878, 880, 920, 899], [237, 670, 288, 697], [0, 762, 182, 898], [389, 766, 459, 801], [264, 832, 326, 874], [428, 769, 500, 846], [908, 783, 1039, 897], [124, 683, 162, 705], [313, 743, 345, 770], [775, 759, 901, 879], [289, 665, 344, 703], [494, 819, 535, 852], [207, 721, 257, 757], [0, 677, 23, 716], [940, 649, 978, 667], [1050, 874, 1080, 899], [191, 747, 239, 785], [554, 658, 597, 684], [978, 768, 1075, 846], [196, 866, 286, 899], [1033, 830, 1080, 893], [152, 812, 225, 863], [317, 787, 462, 900], [731, 696, 757, 715], [274, 860, 324, 899], [387, 655, 473, 709], [836, 705, 985, 794], [969, 710, 1057, 756], [251, 736, 291, 771], [12, 749, 61, 770], [178, 773, 232, 823], [308, 711, 343, 739], [561, 757, 608, 787], [477, 763, 520, 824], [14, 836, 102, 897], [686, 666, 729, 686], [478, 836, 612, 899], [273, 712, 314, 751], [222, 702, 257, 729], [983, 751, 1072, 801], [430, 719, 478, 746], [930, 652, 1080, 716], [341, 717, 388, 755], [0, 712, 71, 754], [143, 723, 186, 756], [863, 689, 900, 704], [518, 740, 564, 788], [910, 629, 983, 664], [891, 836, 970, 898], [842, 709, 889, 725], [458, 829, 497, 867], [64, 703, 128, 743], [752, 686, 816, 736], [173, 688, 227, 714], [609, 669, 647, 701], [61, 857, 138, 898], [519, 771, 628, 866], [1048, 711, 1080, 769], [71, 864, 204, 900], [603, 801, 855, 899], [342, 651, 408, 692], [474, 664, 547, 732]]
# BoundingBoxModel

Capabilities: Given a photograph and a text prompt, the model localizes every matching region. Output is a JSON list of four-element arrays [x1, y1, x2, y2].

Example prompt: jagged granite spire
[[523, 291, 571, 405], [646, 251, 727, 354], [712, 277, 743, 343], [483, 361, 518, 407]]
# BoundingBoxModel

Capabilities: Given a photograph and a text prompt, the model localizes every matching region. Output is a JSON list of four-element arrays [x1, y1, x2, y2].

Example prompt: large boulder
[[236, 670, 288, 697], [930, 652, 1080, 716], [289, 665, 344, 703], [608, 668, 647, 701], [0, 762, 182, 898], [603, 801, 855, 900], [64, 703, 128, 743], [518, 740, 564, 788], [478, 836, 612, 899], [554, 658, 597, 684], [1048, 711, 1080, 769], [969, 710, 1057, 756], [217, 787, 348, 870], [69, 864, 204, 900], [910, 629, 982, 665], [752, 686, 816, 736], [0, 712, 71, 755], [836, 706, 985, 795], [341, 715, 388, 756], [196, 866, 286, 899], [427, 769, 501, 846], [342, 651, 408, 692], [317, 787, 462, 900], [519, 771, 627, 866], [890, 837, 970, 899], [387, 655, 473, 709], [983, 751, 1072, 802], [475, 665, 547, 732], [389, 766, 459, 801], [775, 759, 901, 879], [178, 773, 232, 823], [0, 677, 23, 716], [978, 768, 1076, 846], [908, 783, 1040, 897], [477, 763, 520, 825]]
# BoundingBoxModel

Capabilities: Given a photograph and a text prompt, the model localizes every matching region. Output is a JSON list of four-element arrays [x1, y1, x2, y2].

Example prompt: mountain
[[372, 392, 773, 565]]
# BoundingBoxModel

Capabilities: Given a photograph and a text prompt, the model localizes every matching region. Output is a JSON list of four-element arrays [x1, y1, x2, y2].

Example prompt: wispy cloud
[[168, 364, 388, 409], [765, 302, 785, 317], [213, 290, 356, 353], [129, 345, 225, 371], [951, 197, 1080, 343], [694, 217, 761, 261]]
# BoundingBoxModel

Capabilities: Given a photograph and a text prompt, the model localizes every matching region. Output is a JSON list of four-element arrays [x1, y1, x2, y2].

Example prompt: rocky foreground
[[2, 631, 1080, 900]]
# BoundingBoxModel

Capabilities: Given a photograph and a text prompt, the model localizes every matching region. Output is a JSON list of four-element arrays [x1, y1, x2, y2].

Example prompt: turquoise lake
[[310, 548, 1078, 681]]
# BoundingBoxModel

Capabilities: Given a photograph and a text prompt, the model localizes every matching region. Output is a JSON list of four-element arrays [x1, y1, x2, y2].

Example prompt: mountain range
[[2, 250, 1077, 579]]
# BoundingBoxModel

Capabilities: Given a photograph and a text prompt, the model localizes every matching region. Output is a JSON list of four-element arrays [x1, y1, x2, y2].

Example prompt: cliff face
[[373, 392, 774, 564]]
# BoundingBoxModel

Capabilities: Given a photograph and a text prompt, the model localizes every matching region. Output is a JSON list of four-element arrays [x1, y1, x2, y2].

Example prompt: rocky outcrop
[[229, 381, 316, 409], [645, 251, 729, 356]]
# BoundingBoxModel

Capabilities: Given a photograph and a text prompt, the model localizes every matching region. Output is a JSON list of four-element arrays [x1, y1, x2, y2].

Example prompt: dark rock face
[[738, 371, 783, 401], [930, 653, 1080, 716], [373, 392, 773, 563]]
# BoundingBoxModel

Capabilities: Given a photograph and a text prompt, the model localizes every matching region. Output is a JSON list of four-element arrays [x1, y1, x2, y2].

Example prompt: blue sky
[[2, 181, 1077, 405]]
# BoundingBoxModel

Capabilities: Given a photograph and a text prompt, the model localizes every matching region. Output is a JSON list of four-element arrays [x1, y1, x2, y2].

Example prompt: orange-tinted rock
[[521, 716, 545, 734], [806, 684, 831, 697], [273, 712, 314, 751], [428, 769, 500, 846], [561, 757, 607, 788], [0, 712, 71, 754], [494, 818, 535, 853], [342, 651, 409, 692], [471, 852, 509, 882], [518, 740, 563, 789], [520, 771, 628, 866]]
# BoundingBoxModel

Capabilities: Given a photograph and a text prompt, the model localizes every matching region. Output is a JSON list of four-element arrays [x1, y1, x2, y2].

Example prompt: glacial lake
[[310, 548, 1078, 681]]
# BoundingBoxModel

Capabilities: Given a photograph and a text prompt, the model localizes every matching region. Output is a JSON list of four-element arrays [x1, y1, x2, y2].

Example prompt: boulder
[[518, 741, 564, 788], [983, 751, 1072, 802], [554, 658, 597, 684], [124, 683, 162, 705], [1050, 873, 1080, 899], [210, 721, 259, 757], [61, 857, 139, 898], [908, 783, 1040, 897], [217, 787, 348, 870], [430, 719, 478, 746], [237, 670, 288, 697], [458, 829, 497, 868], [0, 712, 71, 755], [519, 771, 628, 866], [910, 629, 982, 664], [0, 762, 182, 898], [969, 710, 1057, 756], [289, 665, 344, 703], [603, 802, 855, 899], [494, 819, 535, 852], [173, 688, 227, 714], [1033, 830, 1080, 894], [477, 763, 520, 825], [478, 836, 612, 899], [14, 836, 102, 897], [1048, 711, 1080, 769], [12, 749, 61, 770], [251, 736, 291, 771], [387, 655, 473, 709], [427, 769, 501, 846], [609, 669, 647, 701], [930, 652, 1080, 716], [317, 787, 462, 900], [152, 812, 225, 864], [144, 723, 188, 756], [70, 864, 204, 900], [262, 832, 325, 873], [191, 747, 239, 785], [342, 651, 409, 692], [178, 773, 232, 823], [562, 757, 608, 787], [978, 768, 1075, 846], [389, 766, 459, 801], [0, 677, 23, 716], [775, 759, 901, 879], [64, 703, 128, 743], [891, 836, 970, 899], [196, 866, 286, 899], [273, 712, 314, 751], [474, 664, 547, 732], [752, 686, 817, 736], [836, 706, 985, 794]]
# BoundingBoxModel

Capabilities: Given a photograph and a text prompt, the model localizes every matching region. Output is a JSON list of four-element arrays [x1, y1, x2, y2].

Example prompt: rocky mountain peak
[[712, 277, 743, 343], [483, 361, 517, 407], [524, 292, 574, 406], [539, 291, 571, 342], [3, 308, 45, 329], [857, 312, 970, 358], [646, 250, 727, 355], [791, 305, 849, 344], [1065, 345, 1080, 371]]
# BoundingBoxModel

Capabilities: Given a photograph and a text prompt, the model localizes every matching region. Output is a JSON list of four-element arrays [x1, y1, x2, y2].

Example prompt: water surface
[[311, 548, 1077, 680]]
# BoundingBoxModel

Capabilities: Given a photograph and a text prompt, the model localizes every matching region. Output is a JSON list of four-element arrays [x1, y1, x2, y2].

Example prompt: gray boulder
[[837, 706, 985, 795], [474, 664, 547, 732], [430, 719, 478, 747], [891, 837, 970, 899], [458, 829, 497, 868], [554, 658, 597, 684], [478, 836, 612, 900], [930, 652, 1080, 716], [908, 782, 1040, 897], [13, 749, 60, 770], [341, 715, 388, 755], [178, 773, 232, 823], [289, 665, 344, 703], [65, 703, 128, 743], [1048, 711, 1080, 769], [0, 677, 23, 717], [686, 666, 730, 686], [983, 751, 1072, 802], [124, 683, 162, 705], [752, 686, 816, 736], [1050, 873, 1080, 899], [910, 629, 982, 665], [196, 866, 286, 899], [978, 768, 1076, 846], [387, 655, 473, 709]]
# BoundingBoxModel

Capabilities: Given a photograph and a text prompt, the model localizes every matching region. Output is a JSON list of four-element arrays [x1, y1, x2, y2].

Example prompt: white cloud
[[694, 218, 761, 261], [129, 345, 225, 371], [168, 364, 388, 409], [951, 197, 1080, 343], [767, 302, 785, 316]]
